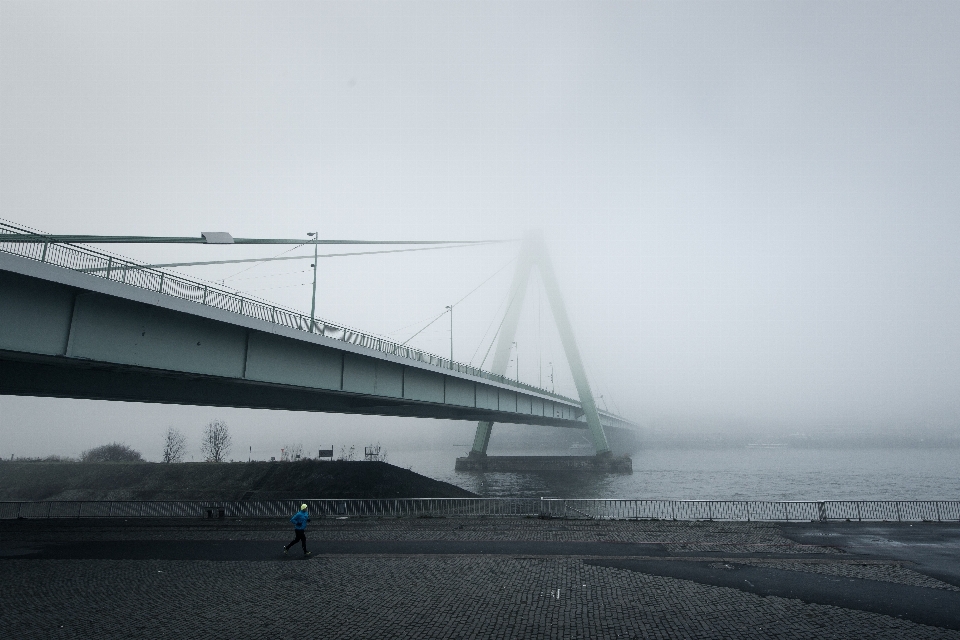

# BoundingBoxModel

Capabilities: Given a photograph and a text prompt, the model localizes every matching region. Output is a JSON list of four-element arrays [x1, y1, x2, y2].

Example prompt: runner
[[283, 504, 312, 557]]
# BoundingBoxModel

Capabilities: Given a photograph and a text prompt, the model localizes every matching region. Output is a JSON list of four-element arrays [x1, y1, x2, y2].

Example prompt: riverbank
[[0, 460, 476, 501]]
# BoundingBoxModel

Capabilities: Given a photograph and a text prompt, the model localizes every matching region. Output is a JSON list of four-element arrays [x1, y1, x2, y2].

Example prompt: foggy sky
[[2, 1, 960, 459]]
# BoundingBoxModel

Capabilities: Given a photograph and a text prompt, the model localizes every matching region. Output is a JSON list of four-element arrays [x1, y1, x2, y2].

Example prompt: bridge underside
[[0, 350, 588, 426]]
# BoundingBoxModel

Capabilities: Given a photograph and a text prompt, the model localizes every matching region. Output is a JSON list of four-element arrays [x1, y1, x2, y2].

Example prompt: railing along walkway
[[0, 220, 585, 408], [2, 499, 958, 522]]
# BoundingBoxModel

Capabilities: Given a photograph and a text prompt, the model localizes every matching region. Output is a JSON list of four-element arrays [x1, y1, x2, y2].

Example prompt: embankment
[[0, 461, 476, 501]]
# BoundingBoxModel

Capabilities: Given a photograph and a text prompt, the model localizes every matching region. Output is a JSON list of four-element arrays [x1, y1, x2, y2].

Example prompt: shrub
[[80, 443, 143, 463]]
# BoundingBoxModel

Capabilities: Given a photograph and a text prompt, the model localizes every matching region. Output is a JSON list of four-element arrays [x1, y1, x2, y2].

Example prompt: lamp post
[[307, 232, 318, 332], [446, 305, 453, 366], [512, 341, 518, 382]]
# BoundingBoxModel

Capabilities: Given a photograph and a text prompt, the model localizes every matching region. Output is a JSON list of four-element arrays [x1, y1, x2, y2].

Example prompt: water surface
[[388, 447, 960, 500]]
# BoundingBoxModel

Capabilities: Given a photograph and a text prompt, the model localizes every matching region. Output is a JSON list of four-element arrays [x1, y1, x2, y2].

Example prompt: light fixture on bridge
[[308, 232, 319, 331], [201, 232, 234, 244]]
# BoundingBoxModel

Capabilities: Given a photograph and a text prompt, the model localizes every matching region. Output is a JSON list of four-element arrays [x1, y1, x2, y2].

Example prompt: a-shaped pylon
[[470, 233, 611, 456]]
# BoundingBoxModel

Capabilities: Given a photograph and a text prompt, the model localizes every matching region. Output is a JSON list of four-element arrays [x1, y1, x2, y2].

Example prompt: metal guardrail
[[0, 219, 591, 410], [540, 499, 960, 522], [1, 499, 958, 522]]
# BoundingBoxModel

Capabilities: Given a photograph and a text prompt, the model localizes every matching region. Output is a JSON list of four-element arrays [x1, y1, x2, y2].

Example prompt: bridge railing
[[1, 499, 958, 522], [0, 219, 593, 410]]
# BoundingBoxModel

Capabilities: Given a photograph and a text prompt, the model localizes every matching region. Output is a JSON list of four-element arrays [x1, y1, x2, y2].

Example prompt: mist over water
[[2, 2, 960, 506], [391, 446, 960, 501]]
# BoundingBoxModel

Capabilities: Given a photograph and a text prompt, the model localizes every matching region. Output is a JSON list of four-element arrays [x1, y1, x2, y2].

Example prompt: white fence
[[2, 499, 958, 522]]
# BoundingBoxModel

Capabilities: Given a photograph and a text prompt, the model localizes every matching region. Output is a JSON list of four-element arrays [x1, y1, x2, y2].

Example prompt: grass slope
[[0, 461, 476, 501]]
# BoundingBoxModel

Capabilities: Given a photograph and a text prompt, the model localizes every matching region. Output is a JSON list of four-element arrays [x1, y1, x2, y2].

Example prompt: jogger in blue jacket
[[283, 504, 311, 556]]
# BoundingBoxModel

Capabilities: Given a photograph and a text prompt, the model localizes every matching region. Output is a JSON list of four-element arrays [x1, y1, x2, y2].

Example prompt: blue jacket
[[290, 510, 310, 530]]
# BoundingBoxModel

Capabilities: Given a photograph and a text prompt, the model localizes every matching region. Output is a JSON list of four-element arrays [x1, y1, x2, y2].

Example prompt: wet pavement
[[1, 517, 959, 638]]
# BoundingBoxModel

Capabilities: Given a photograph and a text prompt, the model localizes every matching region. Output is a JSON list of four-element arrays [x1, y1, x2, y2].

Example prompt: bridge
[[0, 220, 636, 469]]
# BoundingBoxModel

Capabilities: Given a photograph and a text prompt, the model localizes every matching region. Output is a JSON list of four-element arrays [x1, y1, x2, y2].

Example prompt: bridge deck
[[0, 232, 634, 431]]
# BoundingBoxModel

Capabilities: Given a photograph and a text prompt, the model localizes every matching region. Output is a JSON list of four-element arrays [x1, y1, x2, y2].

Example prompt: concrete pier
[[454, 454, 633, 473]]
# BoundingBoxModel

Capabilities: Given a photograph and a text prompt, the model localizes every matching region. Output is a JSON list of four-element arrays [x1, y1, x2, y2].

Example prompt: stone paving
[[2, 557, 958, 639], [732, 559, 960, 592], [1, 518, 958, 639]]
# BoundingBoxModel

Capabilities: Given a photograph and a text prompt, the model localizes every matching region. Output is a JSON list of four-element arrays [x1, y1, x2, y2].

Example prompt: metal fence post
[[936, 502, 941, 523], [896, 502, 901, 522], [818, 501, 827, 522], [105, 257, 113, 279], [40, 241, 49, 263], [158, 272, 164, 294]]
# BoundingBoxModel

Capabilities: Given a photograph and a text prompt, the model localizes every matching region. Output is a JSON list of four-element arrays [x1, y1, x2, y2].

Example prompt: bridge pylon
[[469, 233, 611, 458]]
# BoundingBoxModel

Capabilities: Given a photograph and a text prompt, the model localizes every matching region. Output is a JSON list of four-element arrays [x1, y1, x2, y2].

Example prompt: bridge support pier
[[455, 454, 632, 473], [468, 233, 611, 457], [470, 421, 493, 456]]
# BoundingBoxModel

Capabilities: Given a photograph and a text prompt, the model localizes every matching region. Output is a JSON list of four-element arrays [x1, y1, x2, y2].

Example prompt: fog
[[3, 1, 960, 459]]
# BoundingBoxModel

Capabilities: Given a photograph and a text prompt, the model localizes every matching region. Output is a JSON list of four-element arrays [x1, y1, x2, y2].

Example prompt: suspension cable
[[477, 284, 524, 370], [469, 287, 511, 367], [397, 258, 516, 347]]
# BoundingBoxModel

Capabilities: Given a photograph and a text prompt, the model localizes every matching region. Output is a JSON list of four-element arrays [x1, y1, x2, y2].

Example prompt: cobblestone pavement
[[1, 518, 958, 638], [733, 559, 960, 592], [2, 557, 958, 639], [0, 517, 833, 548]]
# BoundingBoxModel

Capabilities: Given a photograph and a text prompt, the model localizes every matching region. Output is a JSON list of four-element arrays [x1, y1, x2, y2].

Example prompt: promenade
[[2, 516, 959, 638]]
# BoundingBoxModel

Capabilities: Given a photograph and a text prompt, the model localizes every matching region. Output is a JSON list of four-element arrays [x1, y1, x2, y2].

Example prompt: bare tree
[[162, 427, 187, 463], [338, 444, 356, 461], [200, 420, 232, 462], [281, 442, 304, 462]]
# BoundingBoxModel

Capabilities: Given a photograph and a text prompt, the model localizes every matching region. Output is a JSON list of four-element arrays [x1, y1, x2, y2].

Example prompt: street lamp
[[307, 232, 318, 332], [445, 305, 453, 366], [549, 361, 554, 393], [512, 341, 518, 382]]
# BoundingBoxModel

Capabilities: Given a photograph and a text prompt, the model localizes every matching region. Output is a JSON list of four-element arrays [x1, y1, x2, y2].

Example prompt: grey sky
[[2, 1, 960, 457]]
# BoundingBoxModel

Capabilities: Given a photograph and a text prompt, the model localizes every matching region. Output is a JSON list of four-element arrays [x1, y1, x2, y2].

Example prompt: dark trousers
[[285, 529, 307, 552]]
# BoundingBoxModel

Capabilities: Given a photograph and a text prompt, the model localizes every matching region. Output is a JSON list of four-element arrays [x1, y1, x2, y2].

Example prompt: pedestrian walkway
[[1, 517, 958, 638]]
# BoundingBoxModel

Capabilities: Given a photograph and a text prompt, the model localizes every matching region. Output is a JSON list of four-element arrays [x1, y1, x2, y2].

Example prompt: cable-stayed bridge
[[0, 221, 635, 470]]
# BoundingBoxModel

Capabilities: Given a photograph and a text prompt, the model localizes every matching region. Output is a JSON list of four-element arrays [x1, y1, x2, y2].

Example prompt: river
[[389, 446, 960, 500]]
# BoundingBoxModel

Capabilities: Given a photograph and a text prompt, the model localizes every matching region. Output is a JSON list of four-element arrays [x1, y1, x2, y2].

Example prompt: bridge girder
[[0, 253, 632, 431]]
